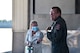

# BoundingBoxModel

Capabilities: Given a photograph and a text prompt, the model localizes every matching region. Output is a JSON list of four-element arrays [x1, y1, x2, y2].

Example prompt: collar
[[54, 16, 61, 21]]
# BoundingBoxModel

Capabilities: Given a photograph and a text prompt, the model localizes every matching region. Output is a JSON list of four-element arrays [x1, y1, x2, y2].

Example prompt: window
[[0, 0, 12, 28], [0, 0, 12, 53]]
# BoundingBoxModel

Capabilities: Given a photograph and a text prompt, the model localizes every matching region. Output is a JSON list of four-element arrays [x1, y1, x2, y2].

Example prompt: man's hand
[[32, 31, 36, 36], [46, 26, 51, 32], [37, 39, 42, 44]]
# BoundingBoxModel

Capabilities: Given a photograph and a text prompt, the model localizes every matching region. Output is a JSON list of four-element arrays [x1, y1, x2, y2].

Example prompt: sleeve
[[47, 22, 63, 43], [25, 30, 29, 44], [36, 32, 44, 44], [39, 32, 44, 40], [35, 31, 44, 40], [47, 32, 52, 41]]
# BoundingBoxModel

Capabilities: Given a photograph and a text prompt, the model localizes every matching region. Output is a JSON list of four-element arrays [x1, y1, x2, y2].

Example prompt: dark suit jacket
[[47, 16, 69, 53]]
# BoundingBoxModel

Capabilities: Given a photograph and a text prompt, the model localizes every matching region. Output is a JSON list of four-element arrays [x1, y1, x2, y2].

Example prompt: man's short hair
[[52, 6, 61, 14]]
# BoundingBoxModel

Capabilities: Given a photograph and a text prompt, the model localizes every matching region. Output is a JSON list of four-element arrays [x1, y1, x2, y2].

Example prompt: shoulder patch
[[55, 24, 60, 30]]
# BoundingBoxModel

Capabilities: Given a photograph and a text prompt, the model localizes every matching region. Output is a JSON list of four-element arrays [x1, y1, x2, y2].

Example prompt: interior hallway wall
[[34, 14, 80, 30]]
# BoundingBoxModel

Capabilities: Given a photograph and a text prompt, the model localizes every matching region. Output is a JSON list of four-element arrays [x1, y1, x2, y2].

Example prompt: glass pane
[[0, 0, 12, 53]]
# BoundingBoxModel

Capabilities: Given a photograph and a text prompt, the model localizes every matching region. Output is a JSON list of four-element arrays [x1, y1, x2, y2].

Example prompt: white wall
[[35, 0, 75, 14], [34, 14, 80, 30]]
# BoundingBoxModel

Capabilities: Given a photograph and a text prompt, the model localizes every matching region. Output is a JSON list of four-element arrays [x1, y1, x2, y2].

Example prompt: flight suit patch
[[55, 24, 60, 30]]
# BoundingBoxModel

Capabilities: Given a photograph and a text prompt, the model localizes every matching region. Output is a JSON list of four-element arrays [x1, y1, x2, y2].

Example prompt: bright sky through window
[[0, 0, 12, 21]]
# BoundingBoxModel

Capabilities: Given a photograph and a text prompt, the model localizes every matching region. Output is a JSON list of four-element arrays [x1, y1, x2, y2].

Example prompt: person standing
[[46, 7, 69, 53], [25, 20, 44, 53]]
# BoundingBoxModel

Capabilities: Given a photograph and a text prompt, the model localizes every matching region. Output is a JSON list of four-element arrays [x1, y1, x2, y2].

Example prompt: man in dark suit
[[46, 7, 69, 53]]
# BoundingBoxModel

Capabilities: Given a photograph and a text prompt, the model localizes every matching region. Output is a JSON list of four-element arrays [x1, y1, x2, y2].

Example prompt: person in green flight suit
[[46, 6, 69, 53]]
